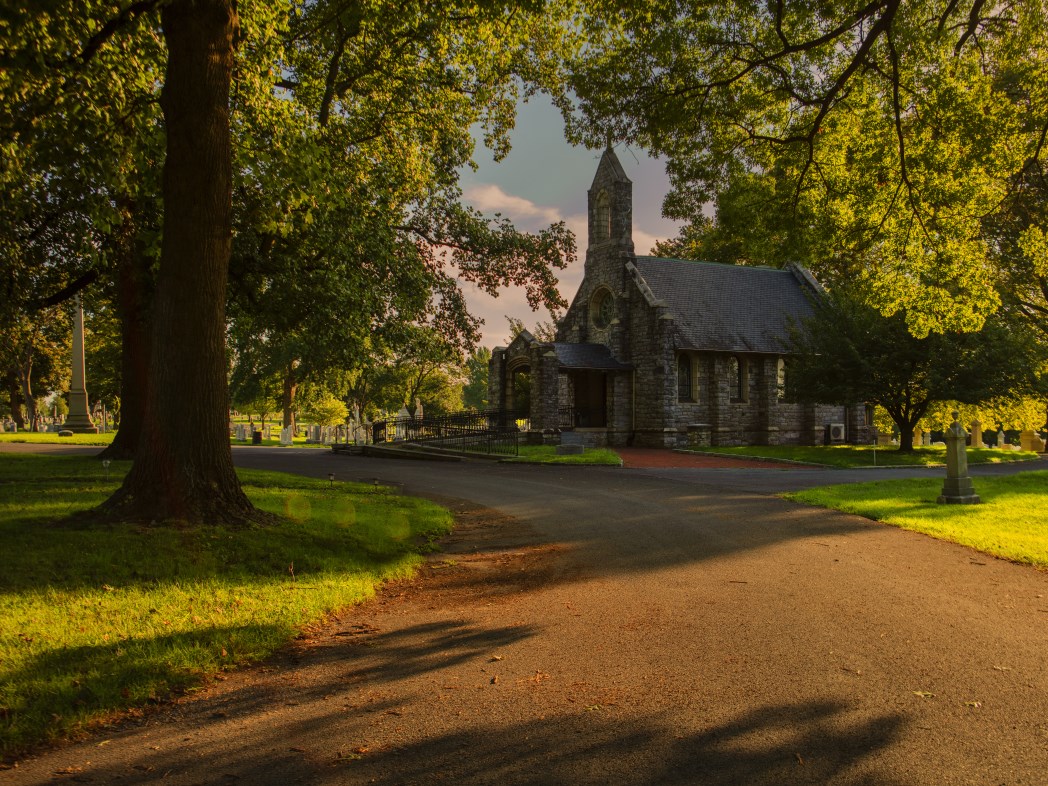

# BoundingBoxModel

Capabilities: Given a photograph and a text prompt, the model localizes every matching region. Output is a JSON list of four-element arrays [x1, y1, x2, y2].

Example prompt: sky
[[458, 96, 681, 348]]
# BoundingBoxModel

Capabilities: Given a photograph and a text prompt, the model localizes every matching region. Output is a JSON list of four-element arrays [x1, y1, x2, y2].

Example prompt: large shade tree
[[3, 0, 580, 524], [785, 292, 1046, 451], [567, 0, 1048, 337]]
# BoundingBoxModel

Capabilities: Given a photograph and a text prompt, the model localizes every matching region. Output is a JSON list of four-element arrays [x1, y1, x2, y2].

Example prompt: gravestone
[[921, 431, 931, 446], [970, 419, 982, 448], [937, 412, 980, 504], [996, 429, 1006, 448], [912, 427, 922, 447], [1020, 430, 1046, 453], [557, 431, 586, 455], [279, 426, 293, 446]]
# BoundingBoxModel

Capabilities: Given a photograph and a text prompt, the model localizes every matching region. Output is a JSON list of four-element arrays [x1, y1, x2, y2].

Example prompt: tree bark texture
[[99, 206, 153, 461], [6, 373, 25, 427], [102, 0, 256, 524], [281, 363, 297, 430]]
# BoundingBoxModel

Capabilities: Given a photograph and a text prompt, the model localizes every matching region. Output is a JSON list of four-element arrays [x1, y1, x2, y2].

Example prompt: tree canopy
[[785, 291, 1046, 450], [568, 0, 1048, 337], [2, 0, 581, 523]]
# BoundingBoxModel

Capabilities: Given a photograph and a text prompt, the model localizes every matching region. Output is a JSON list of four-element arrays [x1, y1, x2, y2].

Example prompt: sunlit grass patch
[[785, 471, 1048, 567], [685, 444, 1039, 467], [0, 455, 451, 759], [0, 432, 114, 446], [503, 445, 623, 465]]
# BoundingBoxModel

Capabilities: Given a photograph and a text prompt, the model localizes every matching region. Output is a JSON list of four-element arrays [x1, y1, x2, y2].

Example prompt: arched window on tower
[[594, 190, 611, 241]]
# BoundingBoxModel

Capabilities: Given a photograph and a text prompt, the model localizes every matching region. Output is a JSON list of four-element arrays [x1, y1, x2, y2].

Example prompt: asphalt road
[[6, 448, 1048, 785]]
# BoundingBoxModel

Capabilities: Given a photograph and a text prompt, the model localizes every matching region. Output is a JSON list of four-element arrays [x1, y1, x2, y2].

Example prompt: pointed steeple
[[587, 142, 632, 249]]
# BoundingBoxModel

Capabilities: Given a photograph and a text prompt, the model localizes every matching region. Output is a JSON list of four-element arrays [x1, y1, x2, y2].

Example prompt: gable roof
[[552, 342, 632, 371], [631, 257, 821, 354]]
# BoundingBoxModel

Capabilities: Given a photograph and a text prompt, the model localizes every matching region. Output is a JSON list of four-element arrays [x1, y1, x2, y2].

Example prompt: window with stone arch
[[728, 355, 747, 403], [591, 287, 614, 329], [677, 353, 693, 402], [776, 357, 787, 400], [594, 189, 611, 241]]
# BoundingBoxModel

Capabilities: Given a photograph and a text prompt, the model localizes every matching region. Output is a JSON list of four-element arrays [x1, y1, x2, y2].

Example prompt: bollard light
[[102, 459, 111, 481], [328, 472, 335, 488]]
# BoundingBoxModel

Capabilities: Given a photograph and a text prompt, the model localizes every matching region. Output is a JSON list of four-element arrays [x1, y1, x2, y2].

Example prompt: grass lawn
[[502, 444, 623, 466], [230, 436, 330, 449], [0, 454, 452, 760], [0, 432, 115, 446], [785, 471, 1048, 568], [685, 444, 1040, 468], [0, 432, 334, 450]]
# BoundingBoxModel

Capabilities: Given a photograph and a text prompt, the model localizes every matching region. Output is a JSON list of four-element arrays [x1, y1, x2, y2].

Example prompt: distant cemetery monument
[[64, 295, 98, 434]]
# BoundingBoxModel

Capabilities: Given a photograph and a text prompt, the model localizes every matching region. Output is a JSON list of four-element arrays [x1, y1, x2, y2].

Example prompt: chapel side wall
[[668, 354, 852, 446], [616, 280, 666, 446]]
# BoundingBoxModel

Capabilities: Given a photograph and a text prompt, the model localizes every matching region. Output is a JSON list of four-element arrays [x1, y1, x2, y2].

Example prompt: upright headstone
[[1020, 430, 1045, 453], [937, 412, 980, 504], [414, 398, 423, 421], [996, 429, 1006, 448], [65, 294, 99, 433], [279, 426, 293, 446], [912, 427, 922, 448], [922, 431, 931, 446], [970, 419, 982, 448]]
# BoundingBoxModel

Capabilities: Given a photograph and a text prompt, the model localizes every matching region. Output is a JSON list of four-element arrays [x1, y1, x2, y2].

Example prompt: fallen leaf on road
[[795, 753, 806, 766], [912, 691, 934, 698], [964, 701, 982, 708]]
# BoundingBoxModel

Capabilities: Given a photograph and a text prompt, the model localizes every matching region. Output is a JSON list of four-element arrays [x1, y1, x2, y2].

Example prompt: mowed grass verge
[[0, 432, 115, 446], [502, 445, 623, 465], [786, 471, 1048, 568], [0, 454, 452, 760], [686, 444, 1039, 467]]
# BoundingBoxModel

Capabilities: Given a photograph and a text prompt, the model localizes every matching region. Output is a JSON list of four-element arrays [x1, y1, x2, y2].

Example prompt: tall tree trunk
[[101, 0, 257, 525], [99, 203, 153, 461], [282, 362, 297, 430], [6, 372, 25, 428], [17, 347, 35, 431]]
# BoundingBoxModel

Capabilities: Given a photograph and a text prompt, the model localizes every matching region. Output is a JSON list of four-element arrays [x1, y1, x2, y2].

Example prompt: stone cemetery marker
[[997, 429, 1006, 448], [970, 419, 982, 448], [937, 412, 980, 505], [1020, 430, 1046, 453]]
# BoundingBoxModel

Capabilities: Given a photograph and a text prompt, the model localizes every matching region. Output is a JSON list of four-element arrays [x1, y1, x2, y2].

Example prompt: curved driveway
[[7, 447, 1048, 785]]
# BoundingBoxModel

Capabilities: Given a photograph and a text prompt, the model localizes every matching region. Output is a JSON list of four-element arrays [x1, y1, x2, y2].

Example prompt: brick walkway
[[615, 447, 811, 470]]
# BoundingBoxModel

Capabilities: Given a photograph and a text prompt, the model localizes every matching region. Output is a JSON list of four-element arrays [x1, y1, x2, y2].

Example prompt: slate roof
[[552, 342, 633, 371], [632, 257, 821, 354]]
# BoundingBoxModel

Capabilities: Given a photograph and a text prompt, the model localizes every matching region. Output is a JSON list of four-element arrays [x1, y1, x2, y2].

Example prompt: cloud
[[463, 184, 564, 229]]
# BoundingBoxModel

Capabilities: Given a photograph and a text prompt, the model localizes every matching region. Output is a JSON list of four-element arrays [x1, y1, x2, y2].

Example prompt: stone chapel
[[488, 145, 870, 448]]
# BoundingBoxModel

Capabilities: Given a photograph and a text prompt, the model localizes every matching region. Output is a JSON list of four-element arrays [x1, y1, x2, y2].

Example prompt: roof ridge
[[636, 256, 790, 272]]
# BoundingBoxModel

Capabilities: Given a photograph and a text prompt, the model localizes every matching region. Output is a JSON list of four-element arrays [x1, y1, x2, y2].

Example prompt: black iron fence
[[370, 409, 529, 456]]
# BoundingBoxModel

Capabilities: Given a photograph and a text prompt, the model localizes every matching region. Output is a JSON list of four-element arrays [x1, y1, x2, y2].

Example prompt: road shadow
[[14, 698, 909, 785]]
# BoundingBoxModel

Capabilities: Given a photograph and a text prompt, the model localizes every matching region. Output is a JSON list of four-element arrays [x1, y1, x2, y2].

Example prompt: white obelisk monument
[[65, 294, 98, 433]]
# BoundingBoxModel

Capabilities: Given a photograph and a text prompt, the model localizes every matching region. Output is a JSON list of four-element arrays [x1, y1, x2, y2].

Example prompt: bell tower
[[586, 143, 633, 254]]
